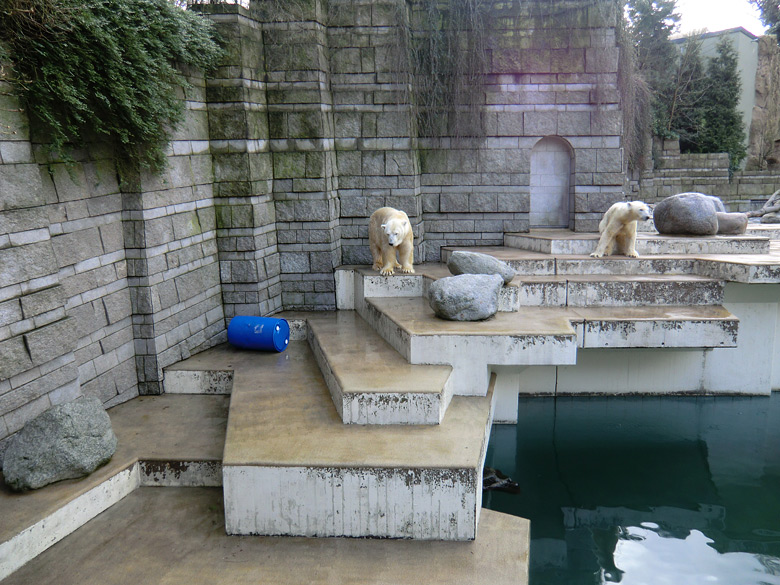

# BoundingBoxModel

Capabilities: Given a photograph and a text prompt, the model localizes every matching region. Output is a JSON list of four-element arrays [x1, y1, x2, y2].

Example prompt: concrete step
[[220, 341, 493, 541], [2, 487, 530, 585], [307, 311, 453, 425], [359, 296, 579, 396], [358, 297, 738, 396], [0, 395, 228, 580], [504, 229, 771, 255], [501, 274, 725, 309], [440, 246, 699, 276], [440, 245, 780, 283], [572, 305, 738, 349]]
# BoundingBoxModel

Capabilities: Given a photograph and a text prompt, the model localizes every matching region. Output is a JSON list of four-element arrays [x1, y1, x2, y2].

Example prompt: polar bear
[[369, 207, 414, 276], [590, 201, 652, 258]]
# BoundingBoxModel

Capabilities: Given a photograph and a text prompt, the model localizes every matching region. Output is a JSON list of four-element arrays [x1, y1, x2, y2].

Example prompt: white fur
[[368, 207, 414, 275], [590, 201, 652, 258]]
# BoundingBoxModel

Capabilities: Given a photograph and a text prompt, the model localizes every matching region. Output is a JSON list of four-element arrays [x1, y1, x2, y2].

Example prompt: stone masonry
[[2, 0, 779, 455]]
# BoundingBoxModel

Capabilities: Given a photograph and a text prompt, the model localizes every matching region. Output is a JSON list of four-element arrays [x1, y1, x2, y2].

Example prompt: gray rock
[[447, 251, 516, 285], [653, 192, 724, 235], [2, 396, 117, 491], [760, 212, 780, 224], [715, 212, 748, 235], [428, 274, 503, 321]]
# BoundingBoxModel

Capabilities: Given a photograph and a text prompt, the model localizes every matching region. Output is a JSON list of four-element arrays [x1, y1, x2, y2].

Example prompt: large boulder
[[447, 251, 516, 285], [428, 273, 503, 321], [2, 396, 117, 491], [715, 212, 748, 235], [653, 192, 725, 235]]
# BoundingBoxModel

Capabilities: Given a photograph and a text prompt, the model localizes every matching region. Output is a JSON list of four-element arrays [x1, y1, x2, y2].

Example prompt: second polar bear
[[369, 207, 415, 275], [590, 201, 652, 258]]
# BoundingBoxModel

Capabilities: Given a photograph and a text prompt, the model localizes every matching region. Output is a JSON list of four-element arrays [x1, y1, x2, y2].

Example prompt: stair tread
[[367, 296, 737, 335], [308, 311, 449, 395], [221, 341, 491, 469]]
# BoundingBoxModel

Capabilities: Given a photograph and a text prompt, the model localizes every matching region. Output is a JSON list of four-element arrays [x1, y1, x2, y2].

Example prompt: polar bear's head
[[381, 218, 409, 247], [628, 201, 652, 221]]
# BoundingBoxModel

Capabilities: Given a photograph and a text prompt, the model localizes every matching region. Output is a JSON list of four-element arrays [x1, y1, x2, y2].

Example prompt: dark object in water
[[483, 467, 521, 494]]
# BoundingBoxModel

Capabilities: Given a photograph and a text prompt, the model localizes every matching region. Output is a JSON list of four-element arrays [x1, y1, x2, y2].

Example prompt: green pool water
[[483, 395, 780, 585]]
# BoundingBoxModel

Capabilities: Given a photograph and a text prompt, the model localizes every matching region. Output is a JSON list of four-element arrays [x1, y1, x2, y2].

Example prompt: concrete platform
[[0, 395, 229, 580], [1, 487, 529, 585], [220, 341, 493, 540], [504, 229, 771, 255], [502, 273, 725, 308], [359, 296, 738, 396], [307, 311, 453, 425]]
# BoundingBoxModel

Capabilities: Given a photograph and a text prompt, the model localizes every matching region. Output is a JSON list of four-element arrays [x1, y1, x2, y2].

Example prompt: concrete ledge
[[0, 395, 228, 580], [501, 274, 724, 308], [504, 230, 771, 255], [574, 306, 739, 349], [2, 488, 530, 585], [0, 463, 140, 579], [221, 341, 493, 539], [307, 311, 453, 425], [360, 297, 579, 396]]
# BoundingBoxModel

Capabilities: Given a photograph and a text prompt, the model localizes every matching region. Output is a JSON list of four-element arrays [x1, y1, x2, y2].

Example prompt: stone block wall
[[418, 0, 625, 258], [330, 0, 424, 267], [205, 5, 283, 318], [0, 64, 228, 454], [632, 141, 780, 207], [262, 0, 342, 310]]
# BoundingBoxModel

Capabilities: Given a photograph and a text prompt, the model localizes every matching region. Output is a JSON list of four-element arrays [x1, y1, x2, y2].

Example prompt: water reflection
[[483, 395, 780, 585]]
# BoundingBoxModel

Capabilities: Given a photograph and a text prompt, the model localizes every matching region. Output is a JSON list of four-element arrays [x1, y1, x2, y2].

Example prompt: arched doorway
[[530, 136, 573, 228]]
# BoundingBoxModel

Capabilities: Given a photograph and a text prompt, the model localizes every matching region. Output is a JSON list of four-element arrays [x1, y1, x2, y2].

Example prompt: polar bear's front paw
[[625, 251, 639, 258], [590, 251, 604, 258], [380, 266, 395, 276], [400, 265, 415, 274]]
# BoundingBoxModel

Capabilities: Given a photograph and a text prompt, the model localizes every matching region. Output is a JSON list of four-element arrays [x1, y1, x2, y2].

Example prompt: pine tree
[[698, 37, 747, 171], [625, 0, 681, 138], [663, 35, 709, 151], [750, 0, 780, 43]]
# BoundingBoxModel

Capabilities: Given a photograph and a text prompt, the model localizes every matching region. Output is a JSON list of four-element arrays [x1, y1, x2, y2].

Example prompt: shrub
[[0, 0, 223, 172]]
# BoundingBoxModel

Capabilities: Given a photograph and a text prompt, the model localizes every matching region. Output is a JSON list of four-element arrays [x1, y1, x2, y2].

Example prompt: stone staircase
[[172, 229, 780, 544], [6, 229, 780, 580]]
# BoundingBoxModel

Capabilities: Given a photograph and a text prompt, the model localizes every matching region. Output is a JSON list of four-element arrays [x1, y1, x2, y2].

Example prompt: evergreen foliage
[[697, 37, 747, 171], [625, 0, 680, 138], [0, 0, 223, 172], [662, 35, 708, 151], [750, 0, 780, 44]]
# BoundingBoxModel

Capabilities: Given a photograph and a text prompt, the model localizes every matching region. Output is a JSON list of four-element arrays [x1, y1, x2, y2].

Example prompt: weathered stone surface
[[653, 192, 723, 235], [447, 251, 517, 285], [715, 212, 748, 235], [2, 396, 117, 491], [428, 274, 503, 321], [760, 212, 780, 224]]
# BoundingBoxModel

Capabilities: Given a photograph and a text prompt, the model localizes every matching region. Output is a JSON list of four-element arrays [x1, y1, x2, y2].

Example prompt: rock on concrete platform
[[428, 273, 504, 321], [447, 250, 517, 284], [2, 396, 117, 491], [653, 192, 723, 235]]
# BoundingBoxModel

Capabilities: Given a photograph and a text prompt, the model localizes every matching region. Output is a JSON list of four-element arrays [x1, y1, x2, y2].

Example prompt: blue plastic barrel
[[227, 316, 290, 352]]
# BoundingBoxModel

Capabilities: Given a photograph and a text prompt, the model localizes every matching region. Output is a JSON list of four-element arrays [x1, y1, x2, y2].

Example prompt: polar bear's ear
[[626, 202, 633, 209], [381, 223, 388, 229]]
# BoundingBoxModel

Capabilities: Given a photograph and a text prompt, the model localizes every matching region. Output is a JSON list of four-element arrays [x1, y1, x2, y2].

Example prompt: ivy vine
[[0, 0, 223, 172]]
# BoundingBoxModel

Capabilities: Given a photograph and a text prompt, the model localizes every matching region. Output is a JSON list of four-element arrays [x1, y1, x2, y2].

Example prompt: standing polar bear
[[590, 201, 652, 258], [369, 207, 415, 275]]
